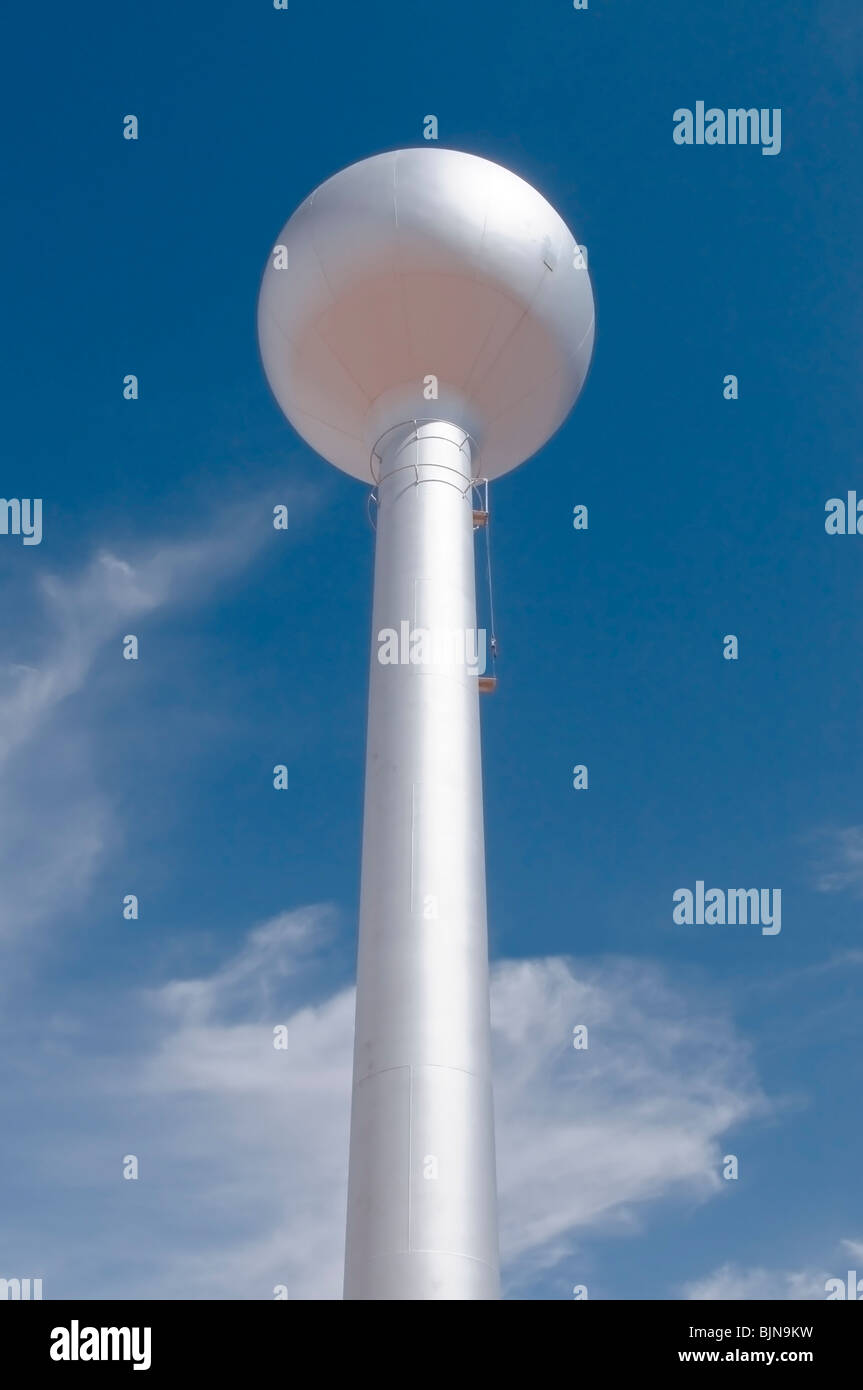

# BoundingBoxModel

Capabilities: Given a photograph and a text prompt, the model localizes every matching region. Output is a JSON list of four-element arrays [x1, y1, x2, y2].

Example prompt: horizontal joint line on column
[[353, 1251, 500, 1270], [353, 1061, 487, 1084]]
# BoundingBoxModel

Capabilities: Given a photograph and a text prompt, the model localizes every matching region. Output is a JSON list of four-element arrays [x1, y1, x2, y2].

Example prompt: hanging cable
[[483, 479, 499, 673]]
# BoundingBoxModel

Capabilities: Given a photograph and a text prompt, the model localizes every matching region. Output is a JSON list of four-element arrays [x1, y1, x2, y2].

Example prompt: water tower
[[257, 147, 594, 1300]]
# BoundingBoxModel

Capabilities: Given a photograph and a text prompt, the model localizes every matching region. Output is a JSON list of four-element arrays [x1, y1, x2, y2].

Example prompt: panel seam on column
[[407, 1064, 414, 1254]]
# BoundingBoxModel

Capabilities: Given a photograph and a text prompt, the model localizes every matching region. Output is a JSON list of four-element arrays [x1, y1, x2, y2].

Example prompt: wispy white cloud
[[0, 911, 766, 1300], [492, 957, 761, 1291], [809, 827, 863, 898], [0, 507, 271, 946], [682, 1238, 863, 1301], [682, 1262, 830, 1300], [0, 509, 266, 766]]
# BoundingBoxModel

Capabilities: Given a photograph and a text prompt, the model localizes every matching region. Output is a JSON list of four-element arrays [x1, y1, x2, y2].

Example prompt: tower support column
[[343, 421, 500, 1301]]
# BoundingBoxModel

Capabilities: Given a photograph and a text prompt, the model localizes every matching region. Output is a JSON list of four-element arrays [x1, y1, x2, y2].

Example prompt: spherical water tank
[[257, 147, 595, 481]]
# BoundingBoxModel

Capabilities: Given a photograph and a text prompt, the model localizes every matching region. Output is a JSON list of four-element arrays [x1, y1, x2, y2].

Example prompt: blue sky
[[1, 0, 860, 1299]]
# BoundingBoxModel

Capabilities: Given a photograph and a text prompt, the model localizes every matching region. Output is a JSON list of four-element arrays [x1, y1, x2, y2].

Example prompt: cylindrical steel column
[[343, 421, 500, 1301]]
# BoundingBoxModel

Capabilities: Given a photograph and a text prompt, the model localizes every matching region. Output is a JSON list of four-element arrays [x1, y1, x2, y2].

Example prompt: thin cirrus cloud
[[810, 827, 863, 898], [492, 955, 762, 1291], [2, 907, 766, 1300], [0, 503, 274, 948]]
